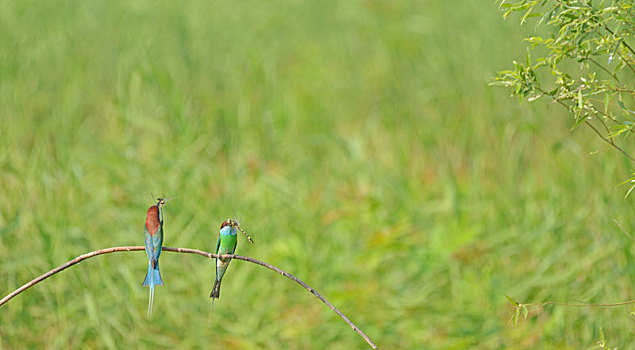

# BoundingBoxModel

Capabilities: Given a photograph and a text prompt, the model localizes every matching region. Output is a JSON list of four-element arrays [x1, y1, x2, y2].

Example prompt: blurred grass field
[[1, 0, 634, 348]]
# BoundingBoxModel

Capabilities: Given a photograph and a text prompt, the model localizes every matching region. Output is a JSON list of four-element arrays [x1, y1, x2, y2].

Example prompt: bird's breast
[[145, 205, 161, 236]]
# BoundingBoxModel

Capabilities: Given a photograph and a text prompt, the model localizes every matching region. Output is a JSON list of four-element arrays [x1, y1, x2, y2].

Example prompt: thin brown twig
[[536, 86, 635, 162], [588, 57, 621, 83], [583, 120, 635, 162], [603, 25, 635, 57], [0, 246, 378, 349]]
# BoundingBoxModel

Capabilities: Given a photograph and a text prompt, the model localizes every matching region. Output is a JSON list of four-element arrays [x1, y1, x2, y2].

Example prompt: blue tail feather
[[143, 261, 163, 317], [143, 261, 164, 287]]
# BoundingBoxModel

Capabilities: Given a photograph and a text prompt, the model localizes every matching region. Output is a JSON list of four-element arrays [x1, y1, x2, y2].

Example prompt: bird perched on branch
[[210, 219, 254, 304], [143, 197, 168, 317]]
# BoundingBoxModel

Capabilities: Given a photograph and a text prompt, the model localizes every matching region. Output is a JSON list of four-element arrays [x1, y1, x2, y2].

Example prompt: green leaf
[[609, 124, 632, 139], [520, 6, 534, 25], [608, 38, 623, 64], [618, 173, 635, 199], [617, 93, 627, 111], [615, 60, 626, 73], [500, 2, 512, 9], [624, 181, 635, 199], [595, 327, 607, 347], [571, 110, 587, 130], [503, 9, 514, 20]]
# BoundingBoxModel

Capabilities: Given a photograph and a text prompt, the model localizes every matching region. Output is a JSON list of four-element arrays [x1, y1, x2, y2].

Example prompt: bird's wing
[[144, 224, 157, 267], [152, 224, 163, 261], [230, 239, 237, 255]]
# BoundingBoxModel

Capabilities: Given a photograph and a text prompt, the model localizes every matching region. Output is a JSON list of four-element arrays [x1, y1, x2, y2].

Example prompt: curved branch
[[0, 246, 378, 349]]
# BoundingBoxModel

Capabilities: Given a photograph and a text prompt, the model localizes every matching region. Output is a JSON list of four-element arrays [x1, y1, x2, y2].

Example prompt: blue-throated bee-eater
[[210, 219, 254, 300]]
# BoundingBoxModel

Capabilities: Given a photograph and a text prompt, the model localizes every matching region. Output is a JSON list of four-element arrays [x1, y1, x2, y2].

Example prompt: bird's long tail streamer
[[208, 298, 215, 325], [148, 286, 154, 318]]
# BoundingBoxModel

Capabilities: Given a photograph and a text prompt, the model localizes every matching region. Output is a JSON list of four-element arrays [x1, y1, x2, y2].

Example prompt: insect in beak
[[156, 196, 174, 208], [154, 196, 174, 223], [231, 219, 254, 244]]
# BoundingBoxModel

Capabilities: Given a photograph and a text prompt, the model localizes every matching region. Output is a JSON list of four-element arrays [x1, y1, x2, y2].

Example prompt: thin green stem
[[588, 57, 621, 83]]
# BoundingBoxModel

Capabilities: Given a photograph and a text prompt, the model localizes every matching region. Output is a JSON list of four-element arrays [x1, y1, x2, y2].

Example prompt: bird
[[210, 219, 254, 301], [143, 197, 166, 317]]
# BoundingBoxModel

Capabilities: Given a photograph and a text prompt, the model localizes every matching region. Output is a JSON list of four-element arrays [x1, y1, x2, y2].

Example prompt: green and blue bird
[[210, 219, 254, 301], [143, 198, 167, 317]]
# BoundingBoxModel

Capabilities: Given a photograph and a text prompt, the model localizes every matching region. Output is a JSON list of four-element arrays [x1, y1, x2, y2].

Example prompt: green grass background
[[1, 0, 634, 348]]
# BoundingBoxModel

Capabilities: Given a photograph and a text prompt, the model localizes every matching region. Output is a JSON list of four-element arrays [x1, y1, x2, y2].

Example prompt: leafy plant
[[494, 0, 635, 177], [496, 0, 635, 337]]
